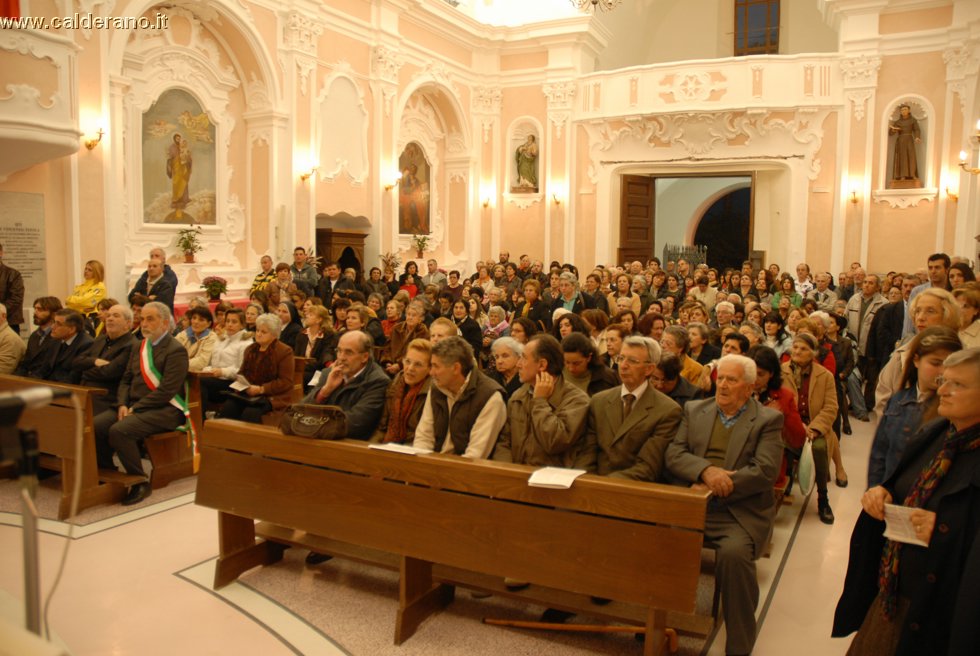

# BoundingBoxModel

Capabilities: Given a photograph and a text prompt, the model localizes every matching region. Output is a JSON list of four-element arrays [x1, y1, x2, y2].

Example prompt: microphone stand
[[0, 416, 42, 635]]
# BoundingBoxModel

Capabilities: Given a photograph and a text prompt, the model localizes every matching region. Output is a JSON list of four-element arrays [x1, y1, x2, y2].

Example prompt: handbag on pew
[[278, 404, 348, 440]]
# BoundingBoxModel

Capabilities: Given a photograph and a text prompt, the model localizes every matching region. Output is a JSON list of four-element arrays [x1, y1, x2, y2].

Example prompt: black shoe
[[121, 483, 151, 506], [305, 551, 333, 566], [818, 500, 835, 525], [842, 424, 852, 435], [836, 476, 849, 488], [855, 415, 870, 422], [540, 608, 575, 624]]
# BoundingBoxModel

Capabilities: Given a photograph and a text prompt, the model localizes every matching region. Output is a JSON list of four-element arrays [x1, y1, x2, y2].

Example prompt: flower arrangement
[[379, 251, 402, 274], [201, 276, 227, 299]]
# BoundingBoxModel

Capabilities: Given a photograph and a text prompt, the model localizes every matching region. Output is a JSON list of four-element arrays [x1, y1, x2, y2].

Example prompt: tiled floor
[[0, 419, 875, 655]]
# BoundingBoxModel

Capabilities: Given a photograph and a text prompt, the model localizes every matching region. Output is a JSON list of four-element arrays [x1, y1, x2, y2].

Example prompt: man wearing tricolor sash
[[94, 302, 189, 505]]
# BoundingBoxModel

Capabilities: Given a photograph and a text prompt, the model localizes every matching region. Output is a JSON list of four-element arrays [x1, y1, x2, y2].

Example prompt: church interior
[[1, 0, 979, 654]]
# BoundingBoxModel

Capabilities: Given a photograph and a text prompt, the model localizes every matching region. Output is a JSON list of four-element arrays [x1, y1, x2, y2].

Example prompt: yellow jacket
[[65, 280, 106, 315]]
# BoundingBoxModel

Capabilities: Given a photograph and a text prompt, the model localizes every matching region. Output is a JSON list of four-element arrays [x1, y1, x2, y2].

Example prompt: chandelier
[[570, 0, 623, 12]]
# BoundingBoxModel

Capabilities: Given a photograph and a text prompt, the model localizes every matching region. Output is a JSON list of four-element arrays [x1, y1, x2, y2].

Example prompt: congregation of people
[[1, 240, 978, 656]]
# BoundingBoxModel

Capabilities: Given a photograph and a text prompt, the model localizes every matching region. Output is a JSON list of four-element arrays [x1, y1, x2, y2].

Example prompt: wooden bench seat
[[195, 420, 712, 656], [0, 375, 123, 518], [144, 374, 203, 489]]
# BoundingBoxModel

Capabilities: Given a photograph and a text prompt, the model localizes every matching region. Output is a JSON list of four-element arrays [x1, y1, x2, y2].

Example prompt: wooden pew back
[[196, 420, 707, 612]]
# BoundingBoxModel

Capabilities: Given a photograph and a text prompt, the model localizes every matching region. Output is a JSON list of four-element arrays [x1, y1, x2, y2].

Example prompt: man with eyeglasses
[[303, 330, 389, 439], [574, 336, 681, 481], [666, 354, 783, 656], [304, 329, 390, 567]]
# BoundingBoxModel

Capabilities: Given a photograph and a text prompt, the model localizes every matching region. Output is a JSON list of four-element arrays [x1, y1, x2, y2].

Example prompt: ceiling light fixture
[[570, 0, 622, 12]]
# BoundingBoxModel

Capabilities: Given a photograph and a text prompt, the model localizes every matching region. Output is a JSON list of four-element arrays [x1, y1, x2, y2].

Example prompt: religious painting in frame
[[397, 141, 431, 235], [141, 88, 217, 225]]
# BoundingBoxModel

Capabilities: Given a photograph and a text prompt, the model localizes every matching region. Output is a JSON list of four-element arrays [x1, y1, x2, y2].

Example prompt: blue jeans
[[846, 369, 868, 418]]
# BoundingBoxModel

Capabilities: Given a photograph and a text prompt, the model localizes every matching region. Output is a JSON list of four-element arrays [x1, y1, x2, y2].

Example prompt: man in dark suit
[[127, 247, 178, 299], [72, 304, 137, 415], [14, 296, 62, 378], [128, 259, 175, 312], [42, 309, 93, 384], [574, 336, 682, 480], [665, 354, 783, 656], [316, 260, 355, 308], [302, 329, 389, 565], [94, 302, 189, 505]]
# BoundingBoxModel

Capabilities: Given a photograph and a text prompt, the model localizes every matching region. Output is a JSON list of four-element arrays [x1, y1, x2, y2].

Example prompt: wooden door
[[618, 174, 655, 264]]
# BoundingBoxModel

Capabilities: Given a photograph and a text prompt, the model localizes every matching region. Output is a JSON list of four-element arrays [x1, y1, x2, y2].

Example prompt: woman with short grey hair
[[218, 312, 293, 424], [489, 336, 523, 399]]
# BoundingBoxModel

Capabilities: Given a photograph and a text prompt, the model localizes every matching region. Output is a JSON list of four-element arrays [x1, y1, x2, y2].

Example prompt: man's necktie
[[623, 393, 635, 419]]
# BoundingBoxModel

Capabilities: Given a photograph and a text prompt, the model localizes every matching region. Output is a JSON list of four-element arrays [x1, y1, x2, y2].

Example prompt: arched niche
[[392, 76, 472, 259], [873, 95, 939, 209], [316, 69, 369, 184], [504, 116, 545, 209]]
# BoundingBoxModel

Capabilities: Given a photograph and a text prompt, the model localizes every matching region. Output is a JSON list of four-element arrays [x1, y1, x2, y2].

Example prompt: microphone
[[0, 386, 73, 410]]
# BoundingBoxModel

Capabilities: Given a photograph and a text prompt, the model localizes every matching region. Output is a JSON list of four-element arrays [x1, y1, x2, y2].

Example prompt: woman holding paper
[[217, 313, 294, 424], [833, 347, 980, 656]]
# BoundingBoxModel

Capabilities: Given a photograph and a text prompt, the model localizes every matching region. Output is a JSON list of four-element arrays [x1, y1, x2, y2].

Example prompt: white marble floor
[[0, 419, 875, 656]]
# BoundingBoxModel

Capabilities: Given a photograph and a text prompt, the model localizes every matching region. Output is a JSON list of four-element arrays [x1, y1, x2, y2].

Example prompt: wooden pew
[[195, 420, 712, 656], [144, 374, 203, 489], [0, 375, 139, 518]]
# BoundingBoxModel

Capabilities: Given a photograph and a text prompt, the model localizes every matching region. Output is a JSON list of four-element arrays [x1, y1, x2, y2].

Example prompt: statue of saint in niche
[[513, 134, 539, 192], [889, 104, 921, 188]]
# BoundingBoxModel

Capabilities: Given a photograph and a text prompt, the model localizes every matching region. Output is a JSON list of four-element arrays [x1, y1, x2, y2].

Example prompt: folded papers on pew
[[527, 467, 587, 489], [368, 443, 433, 455]]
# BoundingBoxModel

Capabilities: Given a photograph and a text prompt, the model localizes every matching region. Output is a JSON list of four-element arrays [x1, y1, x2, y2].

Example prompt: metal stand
[[1, 424, 41, 635]]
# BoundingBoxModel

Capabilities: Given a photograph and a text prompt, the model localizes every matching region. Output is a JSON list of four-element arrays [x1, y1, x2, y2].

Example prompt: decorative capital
[[846, 88, 874, 122], [283, 12, 323, 52], [372, 45, 403, 83], [543, 81, 576, 110], [840, 55, 881, 88], [472, 86, 502, 115], [943, 43, 979, 81]]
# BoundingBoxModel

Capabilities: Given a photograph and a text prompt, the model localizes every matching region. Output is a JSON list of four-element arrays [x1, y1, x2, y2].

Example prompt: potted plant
[[176, 226, 204, 263], [201, 276, 228, 301], [410, 234, 429, 258]]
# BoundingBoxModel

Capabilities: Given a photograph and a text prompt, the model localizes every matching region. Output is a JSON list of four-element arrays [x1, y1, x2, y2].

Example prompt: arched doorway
[[693, 188, 751, 272]]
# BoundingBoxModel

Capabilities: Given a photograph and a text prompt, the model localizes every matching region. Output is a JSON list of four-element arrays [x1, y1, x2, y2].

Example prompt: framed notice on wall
[[0, 191, 47, 331]]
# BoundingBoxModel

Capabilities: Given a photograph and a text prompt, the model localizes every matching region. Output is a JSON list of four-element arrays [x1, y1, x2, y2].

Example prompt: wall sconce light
[[384, 172, 403, 191], [300, 167, 318, 182], [960, 150, 980, 176], [849, 190, 859, 204], [84, 128, 104, 150], [946, 187, 959, 202], [552, 194, 562, 206], [482, 198, 490, 209]]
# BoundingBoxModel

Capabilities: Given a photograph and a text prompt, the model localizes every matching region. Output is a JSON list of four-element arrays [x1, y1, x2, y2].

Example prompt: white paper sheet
[[527, 467, 587, 489], [883, 503, 929, 547], [368, 443, 433, 455], [228, 375, 250, 392]]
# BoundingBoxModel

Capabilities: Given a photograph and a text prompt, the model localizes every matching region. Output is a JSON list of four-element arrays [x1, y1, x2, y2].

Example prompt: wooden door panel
[[618, 174, 655, 263]]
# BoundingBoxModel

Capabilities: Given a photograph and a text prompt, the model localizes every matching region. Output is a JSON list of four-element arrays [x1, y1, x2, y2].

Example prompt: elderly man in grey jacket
[[666, 354, 783, 656]]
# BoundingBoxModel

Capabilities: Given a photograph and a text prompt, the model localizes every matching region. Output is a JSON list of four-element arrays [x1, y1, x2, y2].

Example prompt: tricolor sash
[[140, 338, 199, 472]]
